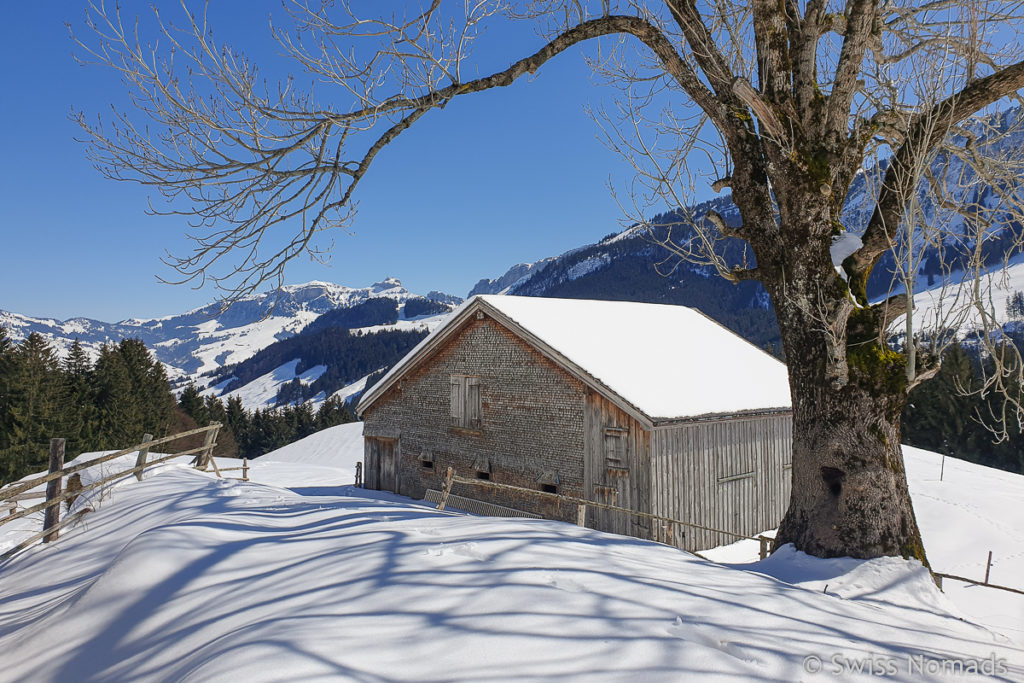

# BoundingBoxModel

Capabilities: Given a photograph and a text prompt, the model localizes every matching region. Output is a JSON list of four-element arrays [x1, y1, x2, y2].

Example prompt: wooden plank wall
[[650, 414, 792, 551], [582, 389, 652, 539]]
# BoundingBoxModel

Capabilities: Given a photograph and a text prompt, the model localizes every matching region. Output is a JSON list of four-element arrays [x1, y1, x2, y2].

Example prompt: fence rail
[[432, 467, 1024, 593], [437, 468, 772, 556], [933, 572, 1024, 596], [0, 423, 222, 555]]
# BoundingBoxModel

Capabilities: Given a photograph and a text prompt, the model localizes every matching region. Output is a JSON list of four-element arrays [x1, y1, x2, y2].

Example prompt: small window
[[473, 456, 491, 481], [418, 450, 435, 469], [537, 470, 559, 495], [450, 375, 482, 429]]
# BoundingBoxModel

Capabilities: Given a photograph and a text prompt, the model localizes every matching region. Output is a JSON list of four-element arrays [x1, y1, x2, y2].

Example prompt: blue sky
[[0, 2, 698, 321]]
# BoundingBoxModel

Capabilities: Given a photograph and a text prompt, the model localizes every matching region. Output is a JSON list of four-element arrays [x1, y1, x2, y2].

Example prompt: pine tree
[[178, 384, 208, 425], [316, 396, 355, 430], [94, 339, 175, 447], [0, 326, 15, 454], [1007, 291, 1024, 320], [60, 339, 97, 455], [2, 333, 61, 481]]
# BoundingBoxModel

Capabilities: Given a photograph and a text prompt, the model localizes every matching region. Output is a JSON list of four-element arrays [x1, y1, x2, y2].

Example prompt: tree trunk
[[758, 217, 929, 563], [774, 352, 927, 562]]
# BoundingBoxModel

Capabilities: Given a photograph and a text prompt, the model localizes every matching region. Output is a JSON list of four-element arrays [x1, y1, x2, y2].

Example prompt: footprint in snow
[[424, 542, 487, 561], [667, 617, 766, 667], [544, 573, 587, 593]]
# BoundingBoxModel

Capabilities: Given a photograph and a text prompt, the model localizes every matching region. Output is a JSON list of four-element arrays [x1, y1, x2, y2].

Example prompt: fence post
[[984, 551, 993, 584], [134, 433, 153, 482], [200, 425, 221, 477], [355, 462, 363, 488], [437, 467, 454, 511], [759, 535, 771, 561], [576, 503, 586, 527], [43, 438, 66, 543], [242, 458, 249, 482]]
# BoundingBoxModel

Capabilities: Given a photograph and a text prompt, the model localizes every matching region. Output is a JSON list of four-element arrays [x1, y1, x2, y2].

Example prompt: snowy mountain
[[0, 279, 460, 384], [468, 257, 558, 296], [470, 196, 784, 353], [472, 109, 1024, 350], [0, 426, 1020, 679]]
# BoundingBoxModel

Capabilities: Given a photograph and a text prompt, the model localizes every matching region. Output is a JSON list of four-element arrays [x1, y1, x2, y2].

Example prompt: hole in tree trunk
[[820, 467, 845, 497]]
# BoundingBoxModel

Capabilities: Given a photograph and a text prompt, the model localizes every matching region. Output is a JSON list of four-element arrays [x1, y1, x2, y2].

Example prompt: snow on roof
[[361, 295, 790, 420]]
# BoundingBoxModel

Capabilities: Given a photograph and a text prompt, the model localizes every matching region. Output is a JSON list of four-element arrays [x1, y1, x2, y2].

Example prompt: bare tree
[[73, 0, 1024, 561]]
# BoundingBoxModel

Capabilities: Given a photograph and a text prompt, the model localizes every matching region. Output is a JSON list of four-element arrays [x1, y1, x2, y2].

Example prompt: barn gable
[[360, 309, 589, 517]]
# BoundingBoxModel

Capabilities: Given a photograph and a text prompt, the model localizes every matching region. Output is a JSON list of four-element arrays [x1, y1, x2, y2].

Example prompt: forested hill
[[200, 295, 450, 410], [0, 279, 459, 380], [469, 108, 1024, 358]]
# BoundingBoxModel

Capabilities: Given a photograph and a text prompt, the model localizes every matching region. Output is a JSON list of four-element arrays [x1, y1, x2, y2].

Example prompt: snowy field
[[0, 423, 1021, 681]]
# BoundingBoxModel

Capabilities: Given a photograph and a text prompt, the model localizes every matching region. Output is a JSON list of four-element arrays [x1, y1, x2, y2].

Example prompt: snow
[[329, 373, 375, 404], [703, 445, 1024, 643], [215, 359, 328, 409], [189, 311, 322, 375], [394, 295, 792, 420], [830, 232, 863, 280], [0, 431, 1021, 680], [565, 252, 612, 280], [895, 256, 1024, 335]]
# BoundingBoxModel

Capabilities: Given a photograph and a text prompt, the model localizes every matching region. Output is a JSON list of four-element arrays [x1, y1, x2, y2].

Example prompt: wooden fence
[[433, 467, 775, 559], [0, 423, 224, 560], [430, 466, 1024, 593]]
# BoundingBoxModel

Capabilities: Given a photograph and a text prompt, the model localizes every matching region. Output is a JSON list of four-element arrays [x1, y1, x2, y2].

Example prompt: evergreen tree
[[225, 396, 248, 451], [178, 384, 208, 425], [94, 339, 175, 447], [60, 339, 98, 455], [1007, 291, 1024, 320], [316, 396, 355, 430], [2, 334, 62, 481], [0, 326, 15, 453]]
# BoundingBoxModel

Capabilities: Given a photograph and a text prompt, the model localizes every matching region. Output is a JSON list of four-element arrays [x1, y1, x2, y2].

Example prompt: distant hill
[[0, 278, 461, 383]]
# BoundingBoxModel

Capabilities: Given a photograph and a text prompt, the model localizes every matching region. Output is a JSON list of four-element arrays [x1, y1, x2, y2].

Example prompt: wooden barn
[[356, 295, 793, 551]]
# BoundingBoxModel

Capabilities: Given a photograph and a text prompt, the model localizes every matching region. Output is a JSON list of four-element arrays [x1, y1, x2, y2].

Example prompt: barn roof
[[357, 295, 791, 424]]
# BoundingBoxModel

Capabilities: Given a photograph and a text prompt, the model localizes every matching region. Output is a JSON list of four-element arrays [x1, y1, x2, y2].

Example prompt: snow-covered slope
[[208, 313, 455, 411], [1, 278, 460, 383], [894, 255, 1024, 336], [0, 431, 1020, 681]]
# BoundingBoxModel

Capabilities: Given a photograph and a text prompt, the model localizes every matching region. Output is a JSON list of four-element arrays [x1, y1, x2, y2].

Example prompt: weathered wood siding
[[361, 314, 587, 522], [582, 389, 652, 539], [649, 414, 792, 551]]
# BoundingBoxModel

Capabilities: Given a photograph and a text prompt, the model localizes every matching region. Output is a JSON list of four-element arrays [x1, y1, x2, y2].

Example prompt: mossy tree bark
[[727, 158, 930, 561]]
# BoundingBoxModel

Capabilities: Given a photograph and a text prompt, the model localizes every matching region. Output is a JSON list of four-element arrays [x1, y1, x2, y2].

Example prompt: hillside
[[0, 278, 459, 380], [470, 108, 1024, 355], [0, 427, 1020, 680]]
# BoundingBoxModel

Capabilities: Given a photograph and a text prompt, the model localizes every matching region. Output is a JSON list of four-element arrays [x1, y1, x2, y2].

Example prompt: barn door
[[367, 437, 400, 494], [586, 418, 634, 536]]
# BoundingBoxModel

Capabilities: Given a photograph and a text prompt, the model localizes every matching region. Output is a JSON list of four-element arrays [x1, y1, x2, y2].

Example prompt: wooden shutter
[[450, 376, 464, 426], [603, 427, 628, 470], [467, 377, 481, 429]]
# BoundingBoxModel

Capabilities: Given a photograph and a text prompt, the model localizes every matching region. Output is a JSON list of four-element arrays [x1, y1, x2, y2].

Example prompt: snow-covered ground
[[0, 426, 1021, 681], [892, 255, 1024, 335], [211, 358, 329, 409], [203, 313, 452, 411]]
